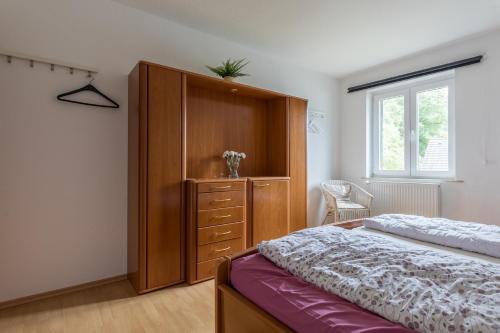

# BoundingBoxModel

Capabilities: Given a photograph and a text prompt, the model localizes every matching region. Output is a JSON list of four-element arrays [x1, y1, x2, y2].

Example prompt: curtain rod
[[0, 50, 98, 75], [347, 55, 483, 93]]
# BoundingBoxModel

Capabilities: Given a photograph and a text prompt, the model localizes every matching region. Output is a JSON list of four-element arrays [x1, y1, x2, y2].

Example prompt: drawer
[[197, 238, 243, 262], [196, 258, 219, 281], [198, 191, 244, 210], [198, 206, 244, 227], [198, 222, 244, 245], [198, 181, 245, 193]]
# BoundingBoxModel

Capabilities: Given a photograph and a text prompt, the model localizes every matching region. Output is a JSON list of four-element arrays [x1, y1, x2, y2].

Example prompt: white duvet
[[365, 214, 500, 258], [258, 226, 500, 333]]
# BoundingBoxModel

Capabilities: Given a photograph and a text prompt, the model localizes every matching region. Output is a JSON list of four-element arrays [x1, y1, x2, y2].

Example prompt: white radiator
[[368, 182, 441, 217]]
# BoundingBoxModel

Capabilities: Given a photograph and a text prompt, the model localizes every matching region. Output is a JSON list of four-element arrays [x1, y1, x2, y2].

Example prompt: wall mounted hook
[[0, 50, 98, 76]]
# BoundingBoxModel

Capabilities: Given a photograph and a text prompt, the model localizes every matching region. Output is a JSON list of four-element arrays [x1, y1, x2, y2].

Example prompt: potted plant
[[207, 59, 249, 82]]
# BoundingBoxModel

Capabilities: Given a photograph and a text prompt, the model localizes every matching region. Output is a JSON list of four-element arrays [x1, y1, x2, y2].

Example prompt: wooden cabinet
[[187, 177, 291, 283], [187, 179, 247, 284], [128, 60, 308, 292], [128, 63, 184, 293], [248, 178, 290, 246]]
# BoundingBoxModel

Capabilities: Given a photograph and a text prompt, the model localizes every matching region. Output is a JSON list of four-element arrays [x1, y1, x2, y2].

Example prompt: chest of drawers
[[187, 179, 247, 283]]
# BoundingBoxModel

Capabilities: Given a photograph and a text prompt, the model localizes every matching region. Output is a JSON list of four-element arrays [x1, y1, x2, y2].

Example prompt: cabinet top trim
[[136, 61, 308, 102]]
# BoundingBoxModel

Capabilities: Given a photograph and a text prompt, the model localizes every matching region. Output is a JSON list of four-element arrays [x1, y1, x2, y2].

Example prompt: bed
[[215, 216, 500, 333]]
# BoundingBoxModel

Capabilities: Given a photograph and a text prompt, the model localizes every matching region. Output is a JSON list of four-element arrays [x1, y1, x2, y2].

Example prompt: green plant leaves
[[207, 58, 249, 78]]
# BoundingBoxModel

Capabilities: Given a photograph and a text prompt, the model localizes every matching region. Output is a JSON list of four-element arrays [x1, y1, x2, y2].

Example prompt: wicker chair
[[320, 180, 374, 225]]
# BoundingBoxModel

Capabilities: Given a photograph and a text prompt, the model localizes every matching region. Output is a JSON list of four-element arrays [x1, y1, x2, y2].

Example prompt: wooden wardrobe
[[128, 61, 307, 293]]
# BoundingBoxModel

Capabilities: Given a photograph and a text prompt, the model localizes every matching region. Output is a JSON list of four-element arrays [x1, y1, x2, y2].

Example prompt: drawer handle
[[215, 230, 232, 236], [212, 214, 232, 220], [215, 246, 231, 252], [211, 198, 232, 203], [255, 183, 270, 187], [212, 185, 232, 190]]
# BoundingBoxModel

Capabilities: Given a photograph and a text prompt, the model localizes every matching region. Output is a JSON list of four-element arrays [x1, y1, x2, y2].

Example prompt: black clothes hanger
[[57, 77, 119, 109]]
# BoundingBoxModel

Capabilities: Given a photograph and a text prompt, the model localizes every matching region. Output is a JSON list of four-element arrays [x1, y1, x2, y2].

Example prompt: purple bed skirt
[[230, 253, 414, 333]]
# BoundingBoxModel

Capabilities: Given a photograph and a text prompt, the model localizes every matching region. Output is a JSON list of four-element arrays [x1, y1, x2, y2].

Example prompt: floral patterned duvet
[[257, 226, 500, 333]]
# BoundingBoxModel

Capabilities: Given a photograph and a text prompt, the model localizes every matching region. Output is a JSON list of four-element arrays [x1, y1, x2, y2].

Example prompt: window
[[371, 75, 454, 178]]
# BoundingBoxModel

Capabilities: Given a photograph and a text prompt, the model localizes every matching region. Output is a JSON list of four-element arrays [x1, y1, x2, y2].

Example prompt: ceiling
[[113, 0, 500, 77]]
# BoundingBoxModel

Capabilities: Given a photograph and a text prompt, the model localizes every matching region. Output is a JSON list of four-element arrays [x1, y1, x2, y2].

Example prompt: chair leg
[[321, 211, 330, 225]]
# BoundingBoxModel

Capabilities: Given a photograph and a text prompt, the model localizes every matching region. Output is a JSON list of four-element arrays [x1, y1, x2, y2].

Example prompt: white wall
[[0, 0, 339, 302], [340, 29, 500, 226]]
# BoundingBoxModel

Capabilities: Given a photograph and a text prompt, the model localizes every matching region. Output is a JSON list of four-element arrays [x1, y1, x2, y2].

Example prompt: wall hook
[[0, 50, 98, 76]]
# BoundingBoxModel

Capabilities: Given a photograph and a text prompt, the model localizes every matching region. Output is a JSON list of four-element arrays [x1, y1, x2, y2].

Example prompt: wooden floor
[[0, 280, 214, 333]]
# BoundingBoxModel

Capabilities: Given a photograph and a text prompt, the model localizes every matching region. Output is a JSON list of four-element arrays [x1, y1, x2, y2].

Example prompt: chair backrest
[[321, 180, 374, 209], [322, 180, 350, 187], [320, 180, 352, 201]]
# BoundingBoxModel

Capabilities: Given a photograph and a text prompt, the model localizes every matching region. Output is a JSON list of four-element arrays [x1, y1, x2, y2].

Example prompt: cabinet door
[[147, 65, 183, 289], [288, 98, 308, 232], [251, 180, 290, 245]]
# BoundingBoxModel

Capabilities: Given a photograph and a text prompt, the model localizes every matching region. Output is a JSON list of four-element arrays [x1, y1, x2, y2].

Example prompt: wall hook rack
[[0, 50, 98, 75]]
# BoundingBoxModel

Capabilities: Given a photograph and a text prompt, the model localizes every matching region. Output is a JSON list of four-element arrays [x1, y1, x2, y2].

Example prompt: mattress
[[230, 227, 500, 333], [230, 252, 414, 333]]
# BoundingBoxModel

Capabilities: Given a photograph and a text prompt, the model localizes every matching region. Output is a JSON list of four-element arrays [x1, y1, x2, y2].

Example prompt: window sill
[[361, 177, 464, 184]]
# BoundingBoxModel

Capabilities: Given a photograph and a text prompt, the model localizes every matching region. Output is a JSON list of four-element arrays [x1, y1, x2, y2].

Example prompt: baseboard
[[0, 274, 128, 310]]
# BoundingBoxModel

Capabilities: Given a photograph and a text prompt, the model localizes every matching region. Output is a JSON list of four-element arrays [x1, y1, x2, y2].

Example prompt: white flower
[[222, 151, 246, 160]]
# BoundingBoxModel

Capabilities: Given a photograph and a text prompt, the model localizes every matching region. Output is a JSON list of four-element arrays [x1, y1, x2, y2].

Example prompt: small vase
[[228, 166, 239, 178], [223, 76, 235, 82], [226, 160, 240, 178]]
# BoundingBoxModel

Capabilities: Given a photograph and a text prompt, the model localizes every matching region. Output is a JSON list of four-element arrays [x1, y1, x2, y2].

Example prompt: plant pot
[[223, 76, 235, 82]]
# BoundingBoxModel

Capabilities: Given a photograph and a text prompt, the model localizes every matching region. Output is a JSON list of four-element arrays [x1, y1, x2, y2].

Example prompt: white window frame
[[371, 74, 455, 179], [372, 89, 410, 177]]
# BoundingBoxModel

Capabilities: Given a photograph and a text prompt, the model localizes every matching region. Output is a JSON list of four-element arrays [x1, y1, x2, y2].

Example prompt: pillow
[[364, 214, 500, 259], [324, 184, 351, 200]]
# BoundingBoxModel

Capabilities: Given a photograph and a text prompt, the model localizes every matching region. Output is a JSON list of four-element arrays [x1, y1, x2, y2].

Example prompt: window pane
[[416, 87, 449, 171], [380, 95, 405, 171]]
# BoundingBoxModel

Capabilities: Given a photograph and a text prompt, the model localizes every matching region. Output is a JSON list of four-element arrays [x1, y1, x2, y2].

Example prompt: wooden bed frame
[[214, 219, 364, 333]]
